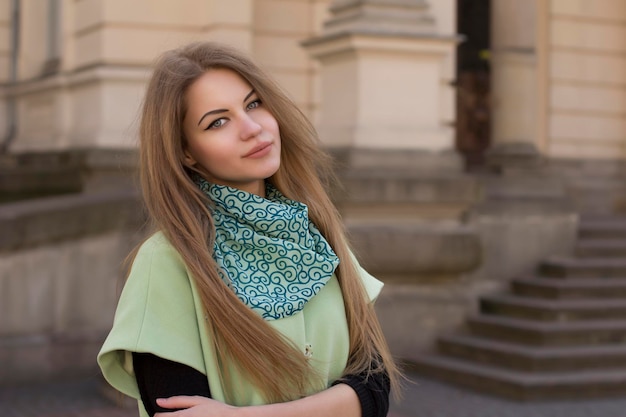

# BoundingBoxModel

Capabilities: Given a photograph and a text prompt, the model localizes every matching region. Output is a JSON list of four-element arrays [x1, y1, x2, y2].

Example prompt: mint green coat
[[97, 232, 383, 416]]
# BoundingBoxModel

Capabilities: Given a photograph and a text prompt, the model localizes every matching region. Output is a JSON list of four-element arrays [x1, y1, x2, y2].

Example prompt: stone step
[[0, 190, 141, 251], [467, 315, 626, 346], [0, 151, 84, 203], [334, 170, 479, 206], [438, 333, 626, 372], [346, 221, 480, 279], [579, 220, 626, 240], [540, 257, 626, 279], [408, 354, 626, 400], [511, 277, 626, 299], [575, 239, 626, 258], [480, 294, 626, 321]]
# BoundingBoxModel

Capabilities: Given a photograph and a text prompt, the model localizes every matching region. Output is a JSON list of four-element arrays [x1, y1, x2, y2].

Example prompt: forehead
[[185, 68, 252, 109]]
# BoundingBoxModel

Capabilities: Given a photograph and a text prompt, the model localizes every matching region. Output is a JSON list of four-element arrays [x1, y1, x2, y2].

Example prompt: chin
[[262, 169, 280, 181], [263, 160, 281, 179]]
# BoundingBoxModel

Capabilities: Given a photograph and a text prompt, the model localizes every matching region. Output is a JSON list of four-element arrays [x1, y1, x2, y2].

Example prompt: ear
[[183, 150, 197, 167]]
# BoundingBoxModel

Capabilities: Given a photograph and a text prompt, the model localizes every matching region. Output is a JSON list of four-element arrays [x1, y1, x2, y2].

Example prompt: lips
[[243, 142, 272, 158]]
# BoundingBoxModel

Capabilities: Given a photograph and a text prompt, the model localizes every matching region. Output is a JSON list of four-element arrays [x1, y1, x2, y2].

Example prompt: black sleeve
[[132, 352, 389, 417], [332, 368, 390, 417], [132, 352, 212, 417]]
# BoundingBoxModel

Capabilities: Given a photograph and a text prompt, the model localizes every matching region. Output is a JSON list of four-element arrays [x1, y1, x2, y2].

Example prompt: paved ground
[[1, 375, 135, 417], [390, 372, 626, 417], [3, 371, 626, 417]]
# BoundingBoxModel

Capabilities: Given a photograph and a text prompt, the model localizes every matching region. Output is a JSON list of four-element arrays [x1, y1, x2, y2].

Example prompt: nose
[[239, 113, 262, 140]]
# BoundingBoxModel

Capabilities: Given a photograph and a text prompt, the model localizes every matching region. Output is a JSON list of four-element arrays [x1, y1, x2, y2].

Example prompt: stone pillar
[[303, 1, 487, 356], [487, 0, 540, 169], [301, 0, 480, 222], [0, 0, 14, 153], [466, 0, 578, 298], [302, 0, 459, 169], [0, 1, 11, 82]]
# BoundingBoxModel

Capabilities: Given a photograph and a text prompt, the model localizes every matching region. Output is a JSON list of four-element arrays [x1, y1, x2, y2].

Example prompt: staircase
[[408, 217, 626, 400]]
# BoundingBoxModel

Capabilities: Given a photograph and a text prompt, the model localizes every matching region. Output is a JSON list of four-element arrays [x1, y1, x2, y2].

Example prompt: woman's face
[[182, 68, 281, 196]]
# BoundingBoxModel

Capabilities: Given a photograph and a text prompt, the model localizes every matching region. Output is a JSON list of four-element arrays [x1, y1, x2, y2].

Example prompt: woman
[[98, 42, 400, 417]]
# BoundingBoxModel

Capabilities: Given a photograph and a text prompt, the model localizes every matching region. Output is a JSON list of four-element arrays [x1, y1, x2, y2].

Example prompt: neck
[[248, 180, 266, 198]]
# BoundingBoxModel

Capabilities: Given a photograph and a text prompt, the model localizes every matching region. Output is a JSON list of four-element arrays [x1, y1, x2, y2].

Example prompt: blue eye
[[246, 99, 261, 110], [207, 118, 227, 130]]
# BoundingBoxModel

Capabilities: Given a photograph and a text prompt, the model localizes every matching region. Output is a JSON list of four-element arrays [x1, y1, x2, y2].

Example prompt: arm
[[133, 352, 212, 417], [135, 352, 389, 417], [333, 370, 390, 417], [154, 371, 390, 417], [241, 383, 361, 417], [155, 383, 361, 417]]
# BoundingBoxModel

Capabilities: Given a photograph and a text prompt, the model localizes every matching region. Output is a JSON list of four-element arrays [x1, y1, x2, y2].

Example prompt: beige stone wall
[[253, 0, 330, 118], [0, 228, 141, 383], [0, 231, 130, 338], [304, 0, 457, 150], [71, 0, 253, 69], [0, 0, 10, 82], [0, 0, 10, 139], [4, 0, 326, 151], [5, 0, 626, 159], [490, 0, 538, 150], [545, 0, 626, 159]]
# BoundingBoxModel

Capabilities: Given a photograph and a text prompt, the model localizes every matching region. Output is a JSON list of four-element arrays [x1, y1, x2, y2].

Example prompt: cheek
[[194, 144, 225, 165], [185, 137, 217, 166], [269, 120, 281, 142], [257, 110, 280, 135]]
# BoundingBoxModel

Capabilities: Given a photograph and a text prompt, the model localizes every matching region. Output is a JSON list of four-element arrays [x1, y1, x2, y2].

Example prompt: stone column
[[0, 2, 11, 83], [302, 0, 460, 170], [303, 1, 485, 356], [466, 0, 578, 301], [487, 0, 540, 169], [0, 0, 15, 154]]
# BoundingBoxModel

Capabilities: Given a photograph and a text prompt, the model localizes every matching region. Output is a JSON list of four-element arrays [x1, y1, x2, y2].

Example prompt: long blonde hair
[[137, 41, 400, 403]]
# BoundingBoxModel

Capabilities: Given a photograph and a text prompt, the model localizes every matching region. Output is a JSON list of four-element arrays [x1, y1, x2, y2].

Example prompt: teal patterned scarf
[[194, 177, 340, 321]]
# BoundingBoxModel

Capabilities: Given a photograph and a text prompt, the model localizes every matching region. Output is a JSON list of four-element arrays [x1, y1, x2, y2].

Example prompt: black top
[[132, 352, 389, 417]]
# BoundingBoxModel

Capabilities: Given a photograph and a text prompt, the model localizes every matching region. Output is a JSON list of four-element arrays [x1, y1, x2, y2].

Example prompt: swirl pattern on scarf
[[195, 176, 340, 321]]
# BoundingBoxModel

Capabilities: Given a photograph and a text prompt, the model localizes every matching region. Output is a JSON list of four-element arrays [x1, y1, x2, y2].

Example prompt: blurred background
[[3, 0, 626, 416]]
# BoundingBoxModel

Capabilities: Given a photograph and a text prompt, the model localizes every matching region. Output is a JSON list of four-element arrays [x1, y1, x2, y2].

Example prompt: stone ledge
[[0, 148, 139, 201], [0, 189, 143, 252], [328, 147, 464, 173], [337, 174, 480, 205], [375, 280, 500, 354], [467, 198, 577, 217], [0, 331, 106, 386], [0, 151, 84, 202], [347, 221, 481, 278], [325, 146, 478, 206]]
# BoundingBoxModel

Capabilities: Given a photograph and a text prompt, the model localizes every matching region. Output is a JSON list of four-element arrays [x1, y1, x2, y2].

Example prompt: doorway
[[455, 0, 491, 169]]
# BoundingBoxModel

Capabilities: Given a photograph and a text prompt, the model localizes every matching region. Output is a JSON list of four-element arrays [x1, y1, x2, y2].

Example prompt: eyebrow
[[197, 89, 256, 126]]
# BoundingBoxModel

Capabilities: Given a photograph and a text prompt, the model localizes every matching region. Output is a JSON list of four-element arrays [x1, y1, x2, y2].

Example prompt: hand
[[155, 395, 240, 417]]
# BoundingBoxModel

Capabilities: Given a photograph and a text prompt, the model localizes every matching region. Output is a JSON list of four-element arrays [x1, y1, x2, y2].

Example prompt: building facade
[[2, 0, 626, 384], [1, 1, 626, 164]]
